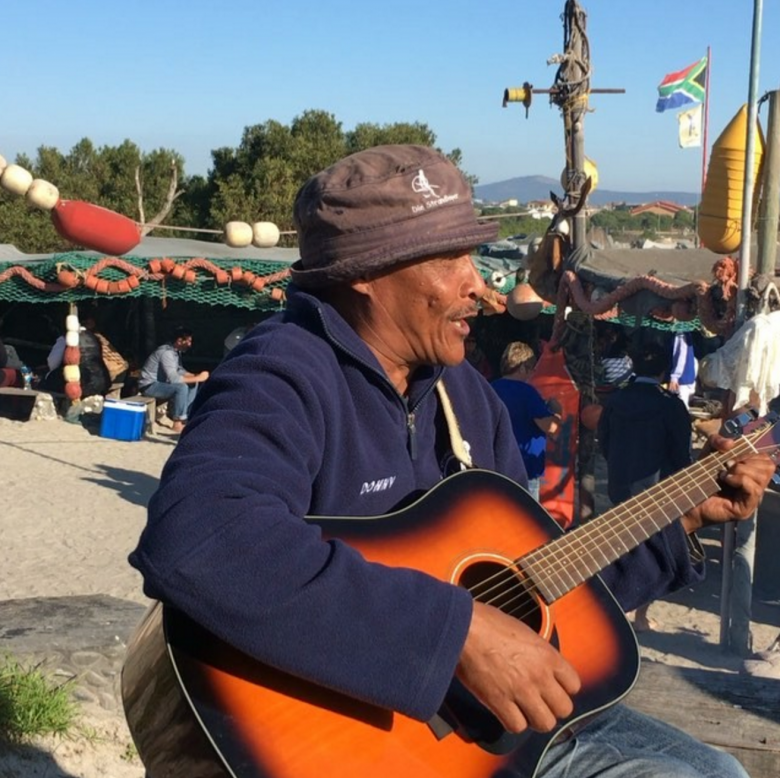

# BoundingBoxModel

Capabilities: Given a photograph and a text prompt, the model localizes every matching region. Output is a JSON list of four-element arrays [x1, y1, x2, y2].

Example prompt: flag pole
[[701, 46, 711, 198]]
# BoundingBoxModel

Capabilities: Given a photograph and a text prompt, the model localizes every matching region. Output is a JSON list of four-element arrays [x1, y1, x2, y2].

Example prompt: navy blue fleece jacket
[[129, 289, 704, 722]]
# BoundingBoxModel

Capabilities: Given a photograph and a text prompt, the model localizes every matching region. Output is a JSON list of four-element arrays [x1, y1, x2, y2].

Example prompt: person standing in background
[[491, 341, 561, 502], [669, 330, 697, 408], [598, 340, 693, 632]]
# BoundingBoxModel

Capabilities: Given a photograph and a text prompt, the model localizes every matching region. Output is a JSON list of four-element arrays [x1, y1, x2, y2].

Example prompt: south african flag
[[656, 56, 708, 113]]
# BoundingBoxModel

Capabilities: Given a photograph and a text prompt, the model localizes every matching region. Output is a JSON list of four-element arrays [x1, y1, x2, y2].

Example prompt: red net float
[[51, 200, 141, 255], [65, 382, 82, 401]]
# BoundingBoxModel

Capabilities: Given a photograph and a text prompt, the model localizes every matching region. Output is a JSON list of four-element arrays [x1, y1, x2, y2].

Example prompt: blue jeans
[[526, 704, 747, 778], [140, 381, 198, 421]]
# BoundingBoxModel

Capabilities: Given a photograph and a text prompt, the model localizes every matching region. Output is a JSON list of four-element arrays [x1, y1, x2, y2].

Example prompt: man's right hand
[[455, 601, 580, 734]]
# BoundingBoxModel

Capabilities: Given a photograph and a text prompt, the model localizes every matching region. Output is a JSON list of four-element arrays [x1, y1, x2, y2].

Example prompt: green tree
[[0, 140, 188, 252]]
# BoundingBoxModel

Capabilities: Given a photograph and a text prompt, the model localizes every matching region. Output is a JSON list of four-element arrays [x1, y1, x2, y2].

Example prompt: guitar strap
[[435, 380, 474, 469]]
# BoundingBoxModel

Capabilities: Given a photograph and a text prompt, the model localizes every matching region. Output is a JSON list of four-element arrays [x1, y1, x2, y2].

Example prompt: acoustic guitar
[[122, 412, 779, 778]]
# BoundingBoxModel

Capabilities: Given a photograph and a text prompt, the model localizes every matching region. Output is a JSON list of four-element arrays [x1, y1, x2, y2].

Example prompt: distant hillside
[[474, 176, 699, 207]]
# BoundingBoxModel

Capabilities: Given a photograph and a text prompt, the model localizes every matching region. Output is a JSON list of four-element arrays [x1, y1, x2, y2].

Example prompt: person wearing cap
[[129, 145, 772, 778]]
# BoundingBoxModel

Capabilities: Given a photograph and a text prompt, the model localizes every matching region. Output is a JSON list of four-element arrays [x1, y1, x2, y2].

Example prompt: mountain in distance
[[474, 175, 700, 207]]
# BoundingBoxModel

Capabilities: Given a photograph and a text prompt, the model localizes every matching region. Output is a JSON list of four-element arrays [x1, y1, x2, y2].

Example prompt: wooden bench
[[627, 661, 780, 777], [0, 387, 63, 421]]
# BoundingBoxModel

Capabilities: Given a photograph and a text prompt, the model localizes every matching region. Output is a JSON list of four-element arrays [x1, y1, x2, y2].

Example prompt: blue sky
[[3, 0, 778, 194]]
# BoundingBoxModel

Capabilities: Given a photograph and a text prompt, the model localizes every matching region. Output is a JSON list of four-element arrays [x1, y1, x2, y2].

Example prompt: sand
[[0, 415, 778, 777]]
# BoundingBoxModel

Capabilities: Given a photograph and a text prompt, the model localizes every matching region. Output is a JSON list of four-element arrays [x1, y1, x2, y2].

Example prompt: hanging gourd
[[507, 283, 545, 321], [698, 104, 765, 253]]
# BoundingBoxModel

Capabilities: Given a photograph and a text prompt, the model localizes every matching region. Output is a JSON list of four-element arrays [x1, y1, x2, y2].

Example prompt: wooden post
[[757, 90, 780, 276]]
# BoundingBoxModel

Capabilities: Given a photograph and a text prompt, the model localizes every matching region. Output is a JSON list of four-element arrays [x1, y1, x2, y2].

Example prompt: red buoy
[[52, 200, 141, 255]]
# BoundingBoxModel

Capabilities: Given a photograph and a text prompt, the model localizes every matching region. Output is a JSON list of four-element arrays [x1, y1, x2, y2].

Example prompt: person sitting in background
[[491, 341, 561, 502], [0, 336, 22, 388], [138, 327, 209, 433], [41, 312, 111, 398]]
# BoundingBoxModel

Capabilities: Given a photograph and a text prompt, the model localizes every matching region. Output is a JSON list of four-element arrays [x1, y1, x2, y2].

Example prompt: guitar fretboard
[[518, 436, 756, 604]]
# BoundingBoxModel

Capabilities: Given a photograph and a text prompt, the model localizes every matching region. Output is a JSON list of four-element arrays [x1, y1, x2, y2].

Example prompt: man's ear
[[349, 278, 374, 298]]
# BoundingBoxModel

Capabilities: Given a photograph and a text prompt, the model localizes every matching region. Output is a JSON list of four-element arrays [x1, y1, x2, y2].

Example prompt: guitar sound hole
[[458, 561, 543, 633]]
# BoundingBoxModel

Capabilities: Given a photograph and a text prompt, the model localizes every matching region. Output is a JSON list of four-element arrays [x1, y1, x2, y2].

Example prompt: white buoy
[[0, 164, 34, 196], [65, 330, 80, 348], [26, 179, 60, 210], [252, 221, 281, 249], [63, 364, 81, 383], [225, 221, 253, 248]]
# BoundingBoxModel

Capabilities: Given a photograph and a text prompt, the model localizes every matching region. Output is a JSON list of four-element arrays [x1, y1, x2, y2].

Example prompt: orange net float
[[231, 267, 244, 283], [182, 257, 231, 285], [51, 200, 141, 255], [160, 258, 176, 274], [57, 269, 80, 288]]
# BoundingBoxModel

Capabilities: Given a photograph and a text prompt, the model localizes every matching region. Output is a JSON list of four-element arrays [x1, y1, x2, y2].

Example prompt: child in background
[[491, 341, 561, 501]]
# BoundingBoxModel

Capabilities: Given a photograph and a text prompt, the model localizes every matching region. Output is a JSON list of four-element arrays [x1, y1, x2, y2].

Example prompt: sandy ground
[[1, 415, 778, 777]]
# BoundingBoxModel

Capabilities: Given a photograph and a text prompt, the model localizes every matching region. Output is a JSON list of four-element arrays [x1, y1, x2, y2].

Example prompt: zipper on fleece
[[316, 307, 440, 463], [406, 410, 417, 461]]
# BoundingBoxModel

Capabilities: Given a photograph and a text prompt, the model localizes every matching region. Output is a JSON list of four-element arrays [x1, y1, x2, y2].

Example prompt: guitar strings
[[466, 431, 768, 623], [478, 431, 777, 622], [475, 436, 758, 617], [468, 442, 734, 605]]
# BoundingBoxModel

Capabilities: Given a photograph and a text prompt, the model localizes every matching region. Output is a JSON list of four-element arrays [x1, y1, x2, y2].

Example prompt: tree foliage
[[0, 139, 187, 252], [1, 111, 473, 253]]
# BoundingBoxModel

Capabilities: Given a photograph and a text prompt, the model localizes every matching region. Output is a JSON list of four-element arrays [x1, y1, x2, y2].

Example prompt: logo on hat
[[412, 169, 440, 200]]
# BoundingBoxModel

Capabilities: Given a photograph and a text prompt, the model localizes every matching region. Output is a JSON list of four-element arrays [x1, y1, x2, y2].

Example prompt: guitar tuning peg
[[723, 408, 759, 437]]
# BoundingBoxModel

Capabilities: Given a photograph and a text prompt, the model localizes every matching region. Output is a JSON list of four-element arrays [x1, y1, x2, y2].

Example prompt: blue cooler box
[[100, 399, 146, 441]]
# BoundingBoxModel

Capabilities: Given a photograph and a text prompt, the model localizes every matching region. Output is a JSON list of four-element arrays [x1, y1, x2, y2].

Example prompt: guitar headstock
[[733, 410, 780, 488]]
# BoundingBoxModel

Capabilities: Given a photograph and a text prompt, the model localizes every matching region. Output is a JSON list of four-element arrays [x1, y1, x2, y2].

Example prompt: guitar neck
[[519, 437, 757, 604]]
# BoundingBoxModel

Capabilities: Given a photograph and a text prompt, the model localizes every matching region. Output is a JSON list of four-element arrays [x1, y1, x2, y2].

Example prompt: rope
[[436, 381, 473, 469]]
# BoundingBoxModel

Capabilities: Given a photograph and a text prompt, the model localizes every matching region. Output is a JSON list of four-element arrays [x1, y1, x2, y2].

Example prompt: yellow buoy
[[698, 104, 765, 253], [560, 157, 599, 193]]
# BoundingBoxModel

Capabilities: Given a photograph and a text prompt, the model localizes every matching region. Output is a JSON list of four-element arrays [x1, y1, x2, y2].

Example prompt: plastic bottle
[[20, 365, 33, 390]]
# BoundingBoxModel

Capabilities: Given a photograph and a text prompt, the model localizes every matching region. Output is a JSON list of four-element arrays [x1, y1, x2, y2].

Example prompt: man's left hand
[[681, 434, 776, 533]]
